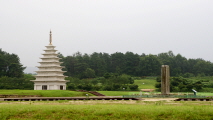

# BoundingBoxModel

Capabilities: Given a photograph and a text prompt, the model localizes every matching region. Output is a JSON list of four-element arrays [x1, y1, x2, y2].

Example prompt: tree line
[[0, 49, 34, 89], [1, 47, 213, 90], [60, 51, 213, 79]]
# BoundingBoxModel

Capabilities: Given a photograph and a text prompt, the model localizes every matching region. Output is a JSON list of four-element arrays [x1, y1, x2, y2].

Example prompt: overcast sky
[[1, 1, 213, 70]]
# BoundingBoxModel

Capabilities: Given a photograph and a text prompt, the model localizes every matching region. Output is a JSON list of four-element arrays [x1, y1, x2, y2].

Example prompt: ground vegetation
[[0, 101, 213, 120]]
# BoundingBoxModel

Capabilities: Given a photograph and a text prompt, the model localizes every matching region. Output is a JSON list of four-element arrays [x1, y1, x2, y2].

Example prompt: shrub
[[67, 83, 76, 90], [103, 85, 112, 91], [129, 84, 138, 91]]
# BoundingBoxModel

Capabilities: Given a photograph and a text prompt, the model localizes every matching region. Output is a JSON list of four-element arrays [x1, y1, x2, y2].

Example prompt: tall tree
[[0, 49, 25, 78], [110, 52, 125, 74], [123, 52, 140, 76], [90, 52, 106, 76], [137, 54, 161, 76]]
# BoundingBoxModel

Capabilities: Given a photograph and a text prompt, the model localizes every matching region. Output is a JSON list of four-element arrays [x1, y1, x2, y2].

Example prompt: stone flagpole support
[[161, 65, 170, 95]]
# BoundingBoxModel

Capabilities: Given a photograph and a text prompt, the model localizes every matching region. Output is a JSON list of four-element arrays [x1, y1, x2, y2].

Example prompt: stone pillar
[[161, 65, 170, 95]]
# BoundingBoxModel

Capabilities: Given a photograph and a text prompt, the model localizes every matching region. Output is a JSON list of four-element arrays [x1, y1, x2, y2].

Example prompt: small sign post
[[192, 89, 197, 96]]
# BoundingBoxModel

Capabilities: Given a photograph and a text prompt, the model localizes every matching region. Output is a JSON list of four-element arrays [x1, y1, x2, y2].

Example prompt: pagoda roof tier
[[36, 72, 64, 77], [36, 65, 64, 67], [45, 45, 56, 47], [35, 72, 66, 74], [38, 61, 63, 63], [35, 76, 66, 78], [35, 74, 66, 77], [40, 58, 61, 62], [35, 77, 67, 79], [31, 80, 69, 82], [36, 73, 66, 75], [37, 62, 63, 67], [39, 57, 60, 59], [35, 70, 66, 72], [42, 53, 58, 55], [38, 61, 62, 62], [43, 49, 57, 51]]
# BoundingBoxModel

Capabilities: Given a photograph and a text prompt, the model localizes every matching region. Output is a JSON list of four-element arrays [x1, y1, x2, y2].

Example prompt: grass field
[[0, 90, 92, 97], [98, 91, 213, 96], [98, 91, 141, 96], [0, 100, 213, 120], [197, 92, 213, 96], [134, 78, 157, 89], [0, 90, 213, 97]]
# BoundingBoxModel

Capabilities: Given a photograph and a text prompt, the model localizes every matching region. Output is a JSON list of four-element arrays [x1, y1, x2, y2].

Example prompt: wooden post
[[161, 65, 170, 95]]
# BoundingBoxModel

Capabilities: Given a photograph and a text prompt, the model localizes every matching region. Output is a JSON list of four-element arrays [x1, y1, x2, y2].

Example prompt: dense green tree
[[172, 54, 188, 75], [62, 56, 76, 76], [90, 52, 106, 76], [194, 60, 212, 76], [123, 52, 140, 76], [158, 51, 174, 65], [103, 73, 111, 79], [194, 81, 203, 91], [110, 52, 125, 73], [83, 68, 95, 78], [0, 49, 25, 78], [101, 53, 111, 73], [137, 54, 161, 76]]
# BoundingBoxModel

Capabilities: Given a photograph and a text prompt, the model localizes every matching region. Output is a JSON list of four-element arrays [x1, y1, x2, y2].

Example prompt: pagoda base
[[31, 81, 68, 90]]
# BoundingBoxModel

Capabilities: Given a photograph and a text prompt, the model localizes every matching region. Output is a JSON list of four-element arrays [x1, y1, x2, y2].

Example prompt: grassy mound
[[134, 78, 157, 89], [0, 90, 91, 97]]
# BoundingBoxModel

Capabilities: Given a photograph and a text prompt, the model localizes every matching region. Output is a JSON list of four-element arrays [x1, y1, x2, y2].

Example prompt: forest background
[[0, 49, 212, 92]]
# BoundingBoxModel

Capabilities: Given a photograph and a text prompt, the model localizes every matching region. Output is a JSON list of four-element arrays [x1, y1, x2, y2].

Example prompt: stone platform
[[1, 97, 141, 101]]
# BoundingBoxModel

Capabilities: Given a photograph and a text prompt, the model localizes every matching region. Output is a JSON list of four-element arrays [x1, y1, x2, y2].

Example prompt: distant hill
[[24, 67, 38, 74]]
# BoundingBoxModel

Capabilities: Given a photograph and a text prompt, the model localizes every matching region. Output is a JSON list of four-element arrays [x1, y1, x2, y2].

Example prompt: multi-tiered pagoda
[[31, 31, 68, 90]]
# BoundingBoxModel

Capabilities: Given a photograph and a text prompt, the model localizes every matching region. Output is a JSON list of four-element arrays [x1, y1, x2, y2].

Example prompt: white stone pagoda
[[31, 31, 69, 90]]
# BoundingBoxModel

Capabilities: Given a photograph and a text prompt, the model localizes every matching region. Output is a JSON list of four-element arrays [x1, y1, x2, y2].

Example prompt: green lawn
[[134, 79, 157, 89], [0, 90, 92, 97], [98, 91, 213, 96], [1, 101, 213, 120], [197, 92, 213, 96], [98, 91, 141, 96]]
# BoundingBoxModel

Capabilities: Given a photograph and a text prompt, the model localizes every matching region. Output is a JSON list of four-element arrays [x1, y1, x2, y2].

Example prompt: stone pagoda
[[31, 31, 68, 90]]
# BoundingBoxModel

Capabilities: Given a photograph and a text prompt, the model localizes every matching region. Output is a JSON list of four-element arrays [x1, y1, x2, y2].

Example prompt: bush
[[155, 83, 161, 88], [103, 85, 112, 91], [67, 83, 76, 90], [129, 84, 138, 91], [82, 84, 93, 91], [156, 76, 161, 82], [77, 84, 83, 89], [183, 73, 194, 78], [112, 84, 121, 91], [93, 85, 102, 91], [0, 76, 33, 90]]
